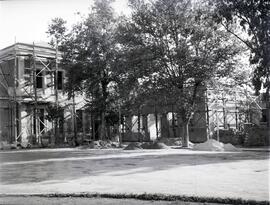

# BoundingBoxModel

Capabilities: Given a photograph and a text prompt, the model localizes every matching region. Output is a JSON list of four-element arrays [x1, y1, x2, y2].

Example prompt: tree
[[48, 0, 121, 140], [47, 17, 67, 144], [47, 17, 67, 47], [213, 0, 270, 134], [213, 0, 270, 94], [117, 0, 239, 146]]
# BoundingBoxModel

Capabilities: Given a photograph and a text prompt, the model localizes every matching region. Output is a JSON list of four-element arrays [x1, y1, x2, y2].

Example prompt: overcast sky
[[0, 0, 129, 49]]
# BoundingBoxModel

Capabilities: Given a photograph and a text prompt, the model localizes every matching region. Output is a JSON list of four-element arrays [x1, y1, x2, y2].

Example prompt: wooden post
[[13, 45, 17, 145], [54, 43, 59, 145], [33, 42, 39, 145]]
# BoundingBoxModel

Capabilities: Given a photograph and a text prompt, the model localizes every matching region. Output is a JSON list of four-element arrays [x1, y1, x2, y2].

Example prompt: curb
[[0, 193, 269, 205]]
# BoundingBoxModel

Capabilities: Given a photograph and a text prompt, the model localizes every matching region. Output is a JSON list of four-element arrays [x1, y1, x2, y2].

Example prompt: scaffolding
[[206, 87, 266, 141], [0, 42, 62, 146]]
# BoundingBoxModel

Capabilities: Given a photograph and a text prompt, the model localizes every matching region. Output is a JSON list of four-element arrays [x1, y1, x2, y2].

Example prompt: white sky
[[0, 0, 129, 49]]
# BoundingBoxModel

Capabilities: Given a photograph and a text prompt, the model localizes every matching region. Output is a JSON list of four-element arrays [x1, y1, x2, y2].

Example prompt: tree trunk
[[172, 105, 176, 138], [100, 111, 106, 140], [182, 121, 190, 147], [118, 104, 122, 146], [54, 119, 58, 145], [72, 93, 77, 144], [92, 114, 96, 141], [266, 86, 270, 145], [138, 109, 141, 142]]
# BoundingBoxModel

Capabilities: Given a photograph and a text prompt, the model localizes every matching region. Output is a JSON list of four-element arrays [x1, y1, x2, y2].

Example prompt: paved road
[[0, 148, 269, 202]]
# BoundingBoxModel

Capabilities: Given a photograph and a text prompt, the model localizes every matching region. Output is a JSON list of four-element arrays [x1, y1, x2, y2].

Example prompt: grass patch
[[0, 193, 269, 205]]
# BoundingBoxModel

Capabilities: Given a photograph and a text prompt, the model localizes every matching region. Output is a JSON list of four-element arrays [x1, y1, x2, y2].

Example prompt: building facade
[[0, 43, 88, 146], [0, 43, 210, 146]]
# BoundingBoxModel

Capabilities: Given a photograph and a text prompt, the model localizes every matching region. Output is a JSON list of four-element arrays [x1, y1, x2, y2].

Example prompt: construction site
[[0, 42, 269, 149]]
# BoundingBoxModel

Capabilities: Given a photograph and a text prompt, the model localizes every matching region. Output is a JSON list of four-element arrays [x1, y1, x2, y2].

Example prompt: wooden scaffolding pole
[[53, 44, 59, 145], [13, 45, 17, 145], [33, 42, 39, 145]]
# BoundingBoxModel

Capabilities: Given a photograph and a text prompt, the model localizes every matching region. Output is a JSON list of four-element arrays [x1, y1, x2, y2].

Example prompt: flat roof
[[0, 42, 61, 60]]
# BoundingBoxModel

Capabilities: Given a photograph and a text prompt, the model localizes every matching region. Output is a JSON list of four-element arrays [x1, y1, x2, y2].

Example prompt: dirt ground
[[0, 148, 269, 202]]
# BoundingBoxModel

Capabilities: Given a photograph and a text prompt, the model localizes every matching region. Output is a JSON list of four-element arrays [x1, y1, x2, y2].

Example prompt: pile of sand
[[193, 139, 239, 151]]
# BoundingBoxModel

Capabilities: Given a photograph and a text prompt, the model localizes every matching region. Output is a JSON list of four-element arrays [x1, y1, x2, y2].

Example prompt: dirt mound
[[124, 142, 142, 150], [224, 143, 239, 151], [193, 139, 239, 151], [141, 142, 170, 149], [157, 138, 182, 146]]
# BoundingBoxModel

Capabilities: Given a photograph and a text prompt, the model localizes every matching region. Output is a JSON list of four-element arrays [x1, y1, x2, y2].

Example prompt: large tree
[[117, 0, 239, 146], [213, 0, 270, 94], [214, 0, 270, 133], [48, 0, 120, 140]]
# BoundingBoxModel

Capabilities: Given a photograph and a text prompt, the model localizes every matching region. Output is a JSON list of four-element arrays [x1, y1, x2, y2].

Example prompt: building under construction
[[0, 42, 268, 147], [0, 42, 89, 146], [0, 42, 209, 146]]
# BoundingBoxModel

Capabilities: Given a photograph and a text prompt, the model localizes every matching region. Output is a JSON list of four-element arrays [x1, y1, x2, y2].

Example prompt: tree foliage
[[47, 17, 67, 47], [47, 0, 243, 143], [213, 0, 270, 94], [117, 0, 239, 145], [48, 0, 121, 139]]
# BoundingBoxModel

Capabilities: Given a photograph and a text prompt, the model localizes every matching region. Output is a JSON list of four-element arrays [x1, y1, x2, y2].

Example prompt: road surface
[[0, 148, 269, 201]]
